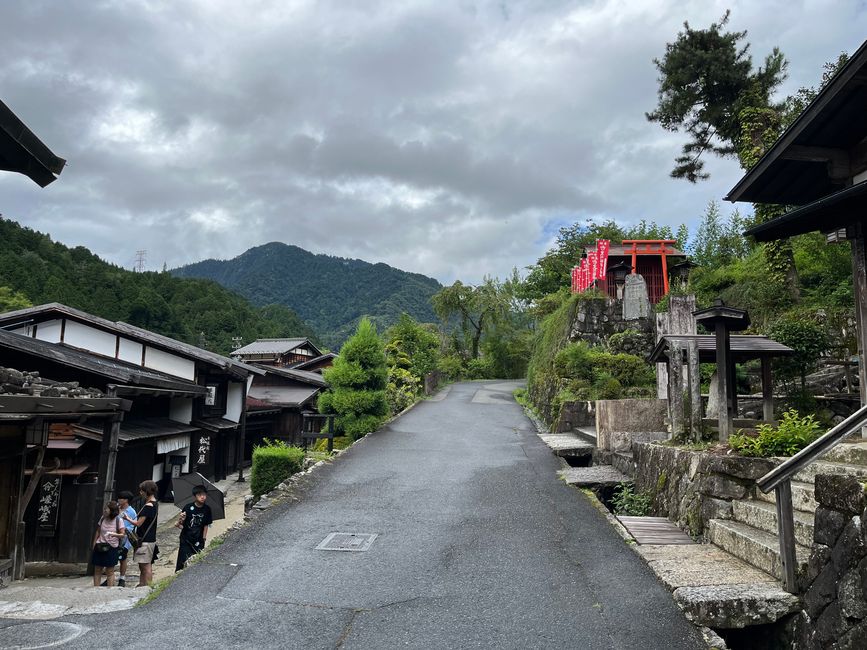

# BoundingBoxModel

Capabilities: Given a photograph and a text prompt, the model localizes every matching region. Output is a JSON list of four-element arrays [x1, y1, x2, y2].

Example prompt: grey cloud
[[1, 0, 865, 286]]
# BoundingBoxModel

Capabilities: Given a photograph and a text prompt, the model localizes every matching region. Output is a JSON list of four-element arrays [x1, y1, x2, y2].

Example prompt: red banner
[[580, 259, 589, 291], [571, 266, 578, 293], [588, 252, 598, 288], [596, 239, 610, 280]]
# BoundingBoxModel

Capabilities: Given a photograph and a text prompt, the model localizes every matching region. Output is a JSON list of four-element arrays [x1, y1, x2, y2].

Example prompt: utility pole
[[134, 250, 147, 272]]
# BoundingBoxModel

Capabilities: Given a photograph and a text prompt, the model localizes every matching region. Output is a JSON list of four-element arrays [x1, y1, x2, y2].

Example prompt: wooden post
[[775, 480, 798, 593], [850, 224, 867, 434], [761, 357, 774, 422], [237, 380, 248, 482], [668, 344, 684, 439], [715, 322, 732, 442], [92, 408, 122, 576], [327, 416, 334, 454], [687, 339, 702, 442]]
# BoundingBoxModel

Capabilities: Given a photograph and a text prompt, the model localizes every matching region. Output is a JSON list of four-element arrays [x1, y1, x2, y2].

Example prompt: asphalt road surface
[[1, 380, 705, 649]]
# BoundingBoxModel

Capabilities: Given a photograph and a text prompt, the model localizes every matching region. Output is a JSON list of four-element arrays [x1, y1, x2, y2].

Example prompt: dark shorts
[[92, 545, 119, 568]]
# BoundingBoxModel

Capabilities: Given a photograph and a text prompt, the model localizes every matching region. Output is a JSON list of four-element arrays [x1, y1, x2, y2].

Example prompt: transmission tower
[[134, 250, 147, 272]]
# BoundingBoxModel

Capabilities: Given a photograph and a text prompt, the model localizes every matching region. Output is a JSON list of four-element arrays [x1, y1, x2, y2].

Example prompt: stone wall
[[553, 400, 595, 432], [596, 399, 668, 452], [568, 297, 654, 354], [795, 474, 867, 649], [633, 442, 775, 536]]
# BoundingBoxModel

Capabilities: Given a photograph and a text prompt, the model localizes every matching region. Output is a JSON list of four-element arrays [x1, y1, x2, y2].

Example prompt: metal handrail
[[754, 403, 867, 594], [757, 403, 867, 493]]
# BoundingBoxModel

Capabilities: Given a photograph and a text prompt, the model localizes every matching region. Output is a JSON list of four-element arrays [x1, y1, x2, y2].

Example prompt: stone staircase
[[707, 441, 867, 583]]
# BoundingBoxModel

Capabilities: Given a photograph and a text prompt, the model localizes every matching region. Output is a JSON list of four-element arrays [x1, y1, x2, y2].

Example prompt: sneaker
[[118, 578, 125, 587], [100, 580, 108, 587]]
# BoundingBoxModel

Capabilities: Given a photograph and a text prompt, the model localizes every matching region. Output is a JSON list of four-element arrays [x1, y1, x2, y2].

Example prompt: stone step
[[754, 480, 816, 513], [635, 544, 800, 629], [823, 440, 867, 466], [793, 459, 867, 485], [538, 434, 594, 458], [574, 426, 597, 446], [731, 499, 814, 548], [558, 464, 630, 487], [708, 519, 809, 580]]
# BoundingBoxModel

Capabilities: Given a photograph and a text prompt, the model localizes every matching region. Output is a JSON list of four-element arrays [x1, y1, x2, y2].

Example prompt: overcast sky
[[1, 1, 865, 285]]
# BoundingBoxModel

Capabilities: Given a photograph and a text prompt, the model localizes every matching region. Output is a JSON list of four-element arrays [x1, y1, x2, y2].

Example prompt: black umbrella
[[172, 472, 225, 520]]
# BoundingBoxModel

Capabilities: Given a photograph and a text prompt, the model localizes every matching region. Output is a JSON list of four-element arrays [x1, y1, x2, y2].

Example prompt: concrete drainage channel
[[533, 427, 799, 649]]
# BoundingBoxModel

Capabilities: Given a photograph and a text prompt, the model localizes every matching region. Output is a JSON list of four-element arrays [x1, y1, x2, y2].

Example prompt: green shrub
[[729, 409, 822, 457], [611, 482, 653, 516], [386, 366, 420, 414], [319, 318, 389, 440], [437, 354, 465, 381], [465, 357, 494, 379], [250, 440, 305, 499]]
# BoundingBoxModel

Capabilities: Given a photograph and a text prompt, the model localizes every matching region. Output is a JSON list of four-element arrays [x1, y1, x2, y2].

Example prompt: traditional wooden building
[[231, 338, 322, 368], [0, 386, 128, 581], [0, 303, 263, 491], [728, 39, 867, 407], [245, 365, 327, 446], [291, 352, 337, 374]]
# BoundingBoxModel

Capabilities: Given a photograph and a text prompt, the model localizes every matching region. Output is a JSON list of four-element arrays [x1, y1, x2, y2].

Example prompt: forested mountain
[[173, 242, 443, 347], [0, 218, 316, 355]]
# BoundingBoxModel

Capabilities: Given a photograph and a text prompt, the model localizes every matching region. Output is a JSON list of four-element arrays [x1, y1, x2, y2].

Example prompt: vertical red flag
[[580, 259, 589, 291], [596, 239, 610, 279], [588, 252, 598, 288], [571, 266, 578, 293]]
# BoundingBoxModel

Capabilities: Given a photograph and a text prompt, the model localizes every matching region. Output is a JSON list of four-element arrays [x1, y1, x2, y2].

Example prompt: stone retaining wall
[[633, 442, 775, 537], [553, 400, 595, 432], [794, 474, 867, 648], [596, 399, 668, 452]]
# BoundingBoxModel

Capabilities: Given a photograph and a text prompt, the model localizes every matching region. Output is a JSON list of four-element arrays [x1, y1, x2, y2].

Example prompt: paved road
[[0, 380, 704, 649]]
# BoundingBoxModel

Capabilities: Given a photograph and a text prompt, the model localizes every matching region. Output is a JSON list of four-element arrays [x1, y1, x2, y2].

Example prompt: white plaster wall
[[152, 463, 163, 482], [118, 338, 143, 364], [143, 347, 196, 380], [169, 398, 193, 424], [10, 325, 30, 336], [34, 319, 62, 343], [226, 382, 243, 422], [64, 321, 116, 357]]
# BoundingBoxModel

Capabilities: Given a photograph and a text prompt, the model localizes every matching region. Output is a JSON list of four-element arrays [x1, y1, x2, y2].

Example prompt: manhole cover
[[316, 532, 377, 552], [0, 621, 87, 649]]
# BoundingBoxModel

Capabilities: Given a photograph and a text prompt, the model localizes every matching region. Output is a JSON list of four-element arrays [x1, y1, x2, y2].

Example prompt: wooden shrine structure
[[729, 39, 867, 408]]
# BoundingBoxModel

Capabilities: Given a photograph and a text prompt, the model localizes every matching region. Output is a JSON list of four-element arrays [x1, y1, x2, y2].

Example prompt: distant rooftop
[[231, 338, 321, 357]]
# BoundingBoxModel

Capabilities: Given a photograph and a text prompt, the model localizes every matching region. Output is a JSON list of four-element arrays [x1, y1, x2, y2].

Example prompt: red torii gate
[[622, 239, 678, 296]]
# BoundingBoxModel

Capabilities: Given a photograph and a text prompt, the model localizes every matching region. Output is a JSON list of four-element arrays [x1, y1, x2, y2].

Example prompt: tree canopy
[[646, 11, 788, 182]]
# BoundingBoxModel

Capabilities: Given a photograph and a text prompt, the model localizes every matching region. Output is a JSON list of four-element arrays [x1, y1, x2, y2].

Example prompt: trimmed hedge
[[250, 441, 305, 499]]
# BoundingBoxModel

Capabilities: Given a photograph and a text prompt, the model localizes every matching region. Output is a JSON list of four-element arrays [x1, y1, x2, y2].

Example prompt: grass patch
[[136, 573, 177, 607]]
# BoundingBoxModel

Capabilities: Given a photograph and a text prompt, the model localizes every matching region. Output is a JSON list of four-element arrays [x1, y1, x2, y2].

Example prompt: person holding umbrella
[[175, 485, 213, 571]]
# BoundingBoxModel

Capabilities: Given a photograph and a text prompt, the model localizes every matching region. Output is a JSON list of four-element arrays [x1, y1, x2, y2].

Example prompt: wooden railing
[[756, 403, 867, 593], [301, 413, 336, 453]]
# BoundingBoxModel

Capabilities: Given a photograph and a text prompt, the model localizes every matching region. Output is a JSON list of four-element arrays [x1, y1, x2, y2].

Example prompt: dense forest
[[173, 242, 442, 347], [0, 217, 316, 355]]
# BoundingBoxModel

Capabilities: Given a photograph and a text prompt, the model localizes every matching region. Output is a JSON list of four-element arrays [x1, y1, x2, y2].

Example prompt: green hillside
[[0, 218, 316, 355], [172, 242, 443, 347]]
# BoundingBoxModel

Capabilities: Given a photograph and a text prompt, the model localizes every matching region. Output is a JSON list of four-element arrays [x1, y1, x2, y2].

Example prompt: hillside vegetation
[[0, 218, 315, 355], [173, 242, 442, 347]]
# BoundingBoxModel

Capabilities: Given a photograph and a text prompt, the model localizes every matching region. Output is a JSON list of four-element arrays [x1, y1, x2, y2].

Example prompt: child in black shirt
[[175, 485, 213, 571]]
